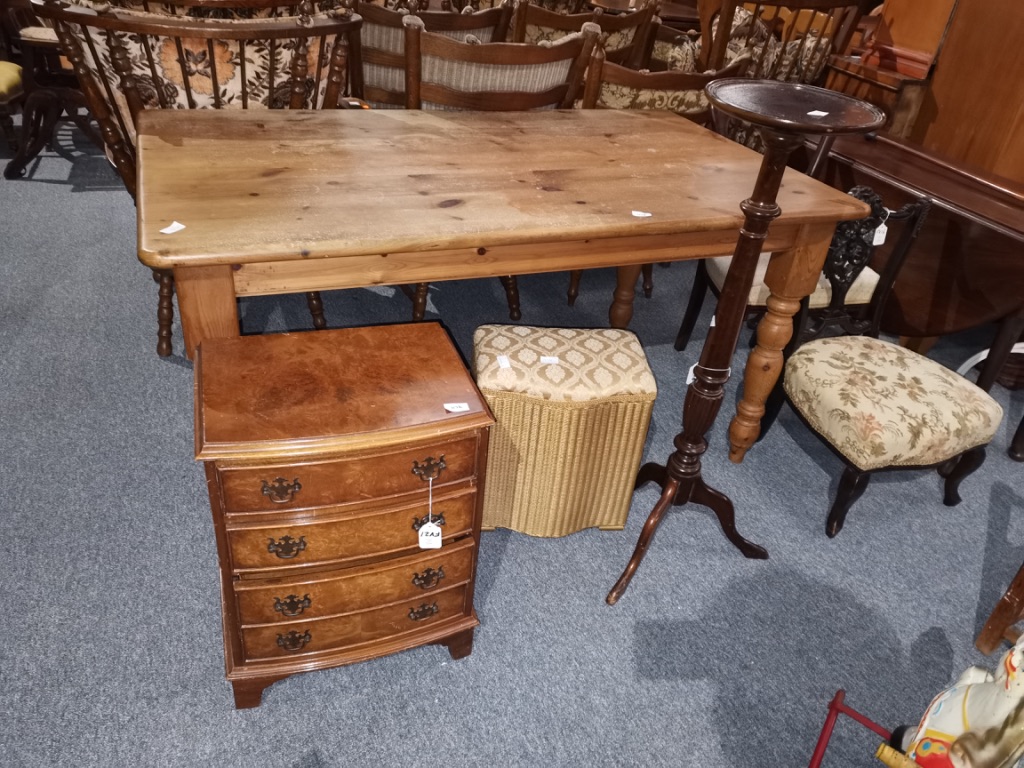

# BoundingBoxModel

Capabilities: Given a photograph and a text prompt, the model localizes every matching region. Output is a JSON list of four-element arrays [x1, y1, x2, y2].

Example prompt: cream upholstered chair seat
[[784, 336, 1003, 471], [473, 324, 656, 537], [706, 252, 879, 309]]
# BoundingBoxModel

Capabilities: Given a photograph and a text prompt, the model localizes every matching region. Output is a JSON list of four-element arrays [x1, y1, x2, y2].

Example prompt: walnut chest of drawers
[[194, 323, 493, 708]]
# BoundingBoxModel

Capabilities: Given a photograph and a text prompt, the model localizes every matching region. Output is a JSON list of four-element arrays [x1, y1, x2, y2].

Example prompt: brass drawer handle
[[276, 630, 312, 653], [411, 455, 447, 482], [261, 477, 301, 503], [274, 594, 312, 617], [408, 602, 439, 621], [412, 567, 445, 590], [268, 535, 307, 559], [412, 512, 445, 532]]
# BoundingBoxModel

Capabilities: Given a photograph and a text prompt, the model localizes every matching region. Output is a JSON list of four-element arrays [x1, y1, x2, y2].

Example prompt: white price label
[[418, 521, 443, 550], [160, 221, 186, 234], [444, 403, 470, 413], [873, 222, 888, 245], [497, 354, 511, 369], [540, 356, 559, 365], [686, 363, 696, 385]]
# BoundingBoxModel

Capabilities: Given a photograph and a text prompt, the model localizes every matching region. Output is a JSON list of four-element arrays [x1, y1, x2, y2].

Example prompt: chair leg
[[400, 283, 430, 321], [499, 276, 521, 321], [826, 465, 871, 538], [673, 260, 710, 351], [567, 270, 583, 306], [941, 445, 987, 506], [0, 106, 17, 151], [306, 291, 326, 330], [156, 271, 175, 358], [976, 560, 1024, 655], [641, 263, 653, 298], [1011, 415, 1024, 462], [3, 88, 61, 180]]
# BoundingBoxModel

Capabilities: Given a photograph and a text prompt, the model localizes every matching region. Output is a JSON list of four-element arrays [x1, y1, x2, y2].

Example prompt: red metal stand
[[809, 690, 894, 768]]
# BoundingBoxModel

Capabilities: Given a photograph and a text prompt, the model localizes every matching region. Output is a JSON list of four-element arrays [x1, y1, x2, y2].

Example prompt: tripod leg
[[607, 476, 680, 605], [690, 478, 768, 559]]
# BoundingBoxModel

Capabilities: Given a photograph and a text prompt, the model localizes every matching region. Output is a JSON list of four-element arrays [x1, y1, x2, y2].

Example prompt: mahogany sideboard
[[194, 322, 493, 708]]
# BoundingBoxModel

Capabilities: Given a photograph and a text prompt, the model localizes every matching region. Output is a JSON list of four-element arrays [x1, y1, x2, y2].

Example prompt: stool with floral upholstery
[[784, 336, 1003, 537]]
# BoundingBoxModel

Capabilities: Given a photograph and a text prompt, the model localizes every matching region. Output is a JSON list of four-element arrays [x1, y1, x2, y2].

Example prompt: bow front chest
[[194, 323, 493, 708]]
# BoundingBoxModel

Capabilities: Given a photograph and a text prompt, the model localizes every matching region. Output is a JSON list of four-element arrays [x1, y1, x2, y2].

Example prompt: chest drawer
[[239, 583, 470, 662], [233, 538, 475, 624], [226, 487, 477, 574], [216, 435, 479, 514]]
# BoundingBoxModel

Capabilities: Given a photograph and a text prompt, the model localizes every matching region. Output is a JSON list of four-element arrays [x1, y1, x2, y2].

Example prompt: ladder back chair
[[31, 0, 364, 356], [699, 0, 862, 83], [510, 0, 655, 68], [356, 0, 513, 108], [401, 14, 599, 323], [355, 0, 518, 321], [566, 46, 748, 307], [697, 0, 862, 148]]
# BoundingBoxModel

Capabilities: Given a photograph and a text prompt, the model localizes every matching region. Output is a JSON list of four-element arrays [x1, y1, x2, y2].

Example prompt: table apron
[[229, 228, 801, 297]]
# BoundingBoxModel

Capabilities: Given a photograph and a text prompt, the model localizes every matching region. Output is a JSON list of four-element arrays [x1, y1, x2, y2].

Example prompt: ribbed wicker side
[[479, 389, 654, 537]]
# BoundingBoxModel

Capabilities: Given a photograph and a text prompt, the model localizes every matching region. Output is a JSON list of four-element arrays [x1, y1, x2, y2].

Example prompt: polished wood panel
[[817, 133, 1024, 338], [233, 538, 476, 623], [239, 584, 471, 661], [226, 489, 477, 573], [215, 438, 479, 512], [908, 0, 1024, 182]]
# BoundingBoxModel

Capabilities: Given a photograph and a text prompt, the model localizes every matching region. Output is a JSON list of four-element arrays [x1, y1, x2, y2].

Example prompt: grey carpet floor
[[2, 122, 1023, 768]]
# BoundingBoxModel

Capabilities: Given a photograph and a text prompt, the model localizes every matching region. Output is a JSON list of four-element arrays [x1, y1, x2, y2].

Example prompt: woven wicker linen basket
[[472, 324, 657, 537]]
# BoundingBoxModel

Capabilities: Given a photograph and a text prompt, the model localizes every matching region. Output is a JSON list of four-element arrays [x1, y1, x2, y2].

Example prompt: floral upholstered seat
[[783, 334, 1003, 538], [784, 336, 1003, 472]]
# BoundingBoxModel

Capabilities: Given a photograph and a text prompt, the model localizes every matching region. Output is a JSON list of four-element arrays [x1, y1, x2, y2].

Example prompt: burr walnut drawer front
[[216, 436, 480, 514], [239, 583, 470, 662], [226, 488, 477, 574], [233, 538, 475, 625]]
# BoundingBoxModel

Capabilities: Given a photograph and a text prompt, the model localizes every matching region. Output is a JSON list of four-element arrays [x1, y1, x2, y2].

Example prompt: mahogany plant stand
[[607, 80, 886, 604]]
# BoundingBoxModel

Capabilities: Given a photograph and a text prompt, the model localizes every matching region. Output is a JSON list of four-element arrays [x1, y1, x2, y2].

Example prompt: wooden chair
[[510, 0, 655, 68], [977, 560, 1024, 655], [1, 0, 101, 178], [675, 187, 892, 353], [32, 0, 364, 356], [777, 190, 1002, 538], [565, 47, 747, 307], [639, 15, 704, 71], [697, 0, 862, 148], [699, 0, 862, 83], [0, 0, 24, 148], [356, 0, 513, 109], [402, 13, 599, 322], [355, 0, 518, 320]]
